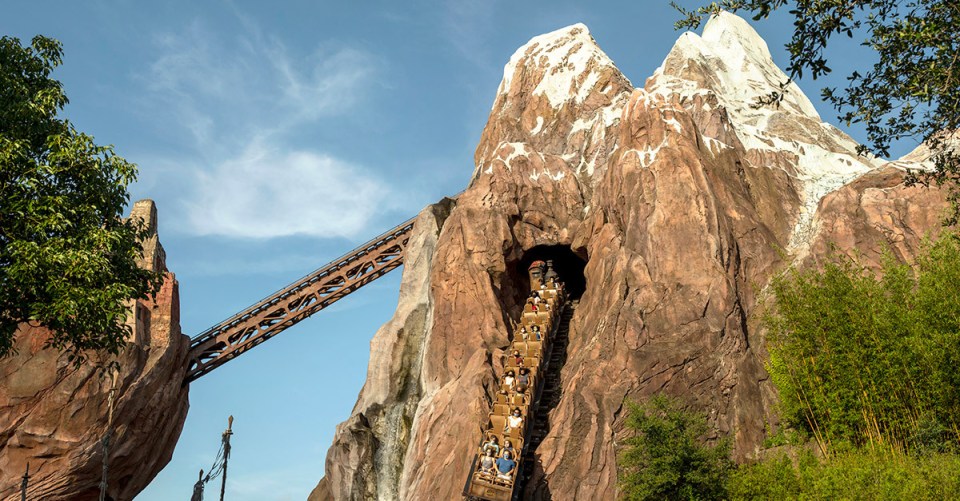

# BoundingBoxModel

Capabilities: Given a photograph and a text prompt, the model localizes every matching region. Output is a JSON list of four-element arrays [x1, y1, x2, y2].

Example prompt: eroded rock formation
[[0, 200, 190, 501], [312, 13, 948, 501]]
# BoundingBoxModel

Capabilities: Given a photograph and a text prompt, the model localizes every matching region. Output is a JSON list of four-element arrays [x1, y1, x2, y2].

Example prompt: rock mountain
[[309, 12, 947, 501]]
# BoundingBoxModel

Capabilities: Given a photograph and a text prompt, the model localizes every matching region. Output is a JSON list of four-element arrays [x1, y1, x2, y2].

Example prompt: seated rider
[[533, 325, 542, 341], [502, 370, 516, 390], [514, 386, 530, 405], [511, 350, 524, 366], [516, 367, 530, 392], [482, 435, 500, 456], [496, 450, 518, 481], [479, 448, 497, 476], [504, 407, 523, 434], [502, 439, 516, 457], [519, 325, 529, 341]]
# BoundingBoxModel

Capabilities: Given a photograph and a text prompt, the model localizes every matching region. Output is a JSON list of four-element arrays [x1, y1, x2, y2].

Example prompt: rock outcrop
[[0, 200, 190, 501], [312, 13, 949, 501]]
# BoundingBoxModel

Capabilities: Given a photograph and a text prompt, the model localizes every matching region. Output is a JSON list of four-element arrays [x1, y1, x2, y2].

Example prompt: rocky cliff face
[[0, 200, 190, 501], [312, 13, 948, 501]]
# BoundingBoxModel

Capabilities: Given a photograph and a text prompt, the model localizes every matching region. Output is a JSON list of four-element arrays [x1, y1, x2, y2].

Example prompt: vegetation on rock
[[0, 35, 162, 364], [618, 395, 733, 500], [620, 233, 960, 499], [766, 234, 960, 454], [727, 448, 960, 500]]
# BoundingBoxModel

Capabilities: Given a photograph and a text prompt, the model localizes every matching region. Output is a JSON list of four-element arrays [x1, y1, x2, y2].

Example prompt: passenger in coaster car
[[531, 291, 542, 305], [502, 370, 516, 390], [504, 408, 523, 433], [482, 434, 500, 456], [496, 450, 518, 482], [502, 439, 516, 458], [533, 325, 542, 341], [519, 326, 529, 341], [511, 350, 524, 366], [515, 386, 530, 405], [516, 367, 531, 392], [479, 448, 497, 476]]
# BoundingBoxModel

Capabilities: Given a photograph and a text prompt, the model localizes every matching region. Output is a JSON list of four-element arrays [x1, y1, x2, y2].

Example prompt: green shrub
[[766, 233, 960, 453], [618, 395, 733, 500], [727, 449, 960, 500]]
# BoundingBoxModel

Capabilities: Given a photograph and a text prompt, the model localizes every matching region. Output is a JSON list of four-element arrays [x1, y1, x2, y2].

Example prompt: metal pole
[[219, 416, 233, 501], [191, 469, 204, 501], [20, 463, 29, 501]]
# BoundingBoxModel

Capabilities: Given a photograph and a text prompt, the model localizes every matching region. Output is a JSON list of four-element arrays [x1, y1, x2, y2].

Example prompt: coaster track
[[184, 217, 416, 382]]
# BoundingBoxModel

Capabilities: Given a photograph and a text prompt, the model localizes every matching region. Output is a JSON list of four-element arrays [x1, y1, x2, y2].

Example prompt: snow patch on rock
[[529, 168, 566, 182], [530, 116, 545, 135]]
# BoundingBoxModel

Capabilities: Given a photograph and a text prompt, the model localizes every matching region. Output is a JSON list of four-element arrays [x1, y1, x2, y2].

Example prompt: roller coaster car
[[487, 414, 526, 439], [492, 402, 530, 417], [465, 267, 567, 500], [495, 392, 530, 408], [466, 429, 525, 500], [511, 341, 543, 357], [466, 464, 517, 501], [528, 260, 546, 288], [520, 314, 551, 331], [479, 432, 524, 454], [508, 356, 540, 369]]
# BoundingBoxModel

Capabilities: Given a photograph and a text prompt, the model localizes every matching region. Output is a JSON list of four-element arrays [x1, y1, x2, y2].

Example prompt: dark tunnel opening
[[518, 245, 587, 299], [496, 244, 588, 327]]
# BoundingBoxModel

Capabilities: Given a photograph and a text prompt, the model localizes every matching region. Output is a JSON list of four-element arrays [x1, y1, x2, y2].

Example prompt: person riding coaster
[[495, 450, 517, 483]]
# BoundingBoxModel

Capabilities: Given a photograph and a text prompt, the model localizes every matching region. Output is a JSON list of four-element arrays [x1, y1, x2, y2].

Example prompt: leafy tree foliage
[[618, 394, 733, 500], [0, 35, 162, 364], [673, 1, 960, 223], [765, 234, 960, 454]]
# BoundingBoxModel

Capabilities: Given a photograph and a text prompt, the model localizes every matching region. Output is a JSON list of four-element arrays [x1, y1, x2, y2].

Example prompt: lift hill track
[[185, 216, 416, 382], [462, 261, 569, 500]]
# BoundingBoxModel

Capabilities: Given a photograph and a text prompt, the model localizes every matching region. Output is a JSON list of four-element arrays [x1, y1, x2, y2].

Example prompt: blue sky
[[3, 1, 912, 499]]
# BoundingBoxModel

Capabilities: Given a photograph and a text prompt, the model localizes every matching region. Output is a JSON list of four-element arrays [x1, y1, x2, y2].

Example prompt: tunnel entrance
[[518, 245, 587, 299]]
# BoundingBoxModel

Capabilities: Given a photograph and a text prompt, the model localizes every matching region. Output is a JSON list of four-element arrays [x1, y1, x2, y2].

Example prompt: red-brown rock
[[0, 200, 190, 501]]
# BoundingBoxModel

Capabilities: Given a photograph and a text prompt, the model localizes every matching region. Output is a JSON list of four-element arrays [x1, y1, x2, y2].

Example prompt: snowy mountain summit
[[477, 11, 904, 250]]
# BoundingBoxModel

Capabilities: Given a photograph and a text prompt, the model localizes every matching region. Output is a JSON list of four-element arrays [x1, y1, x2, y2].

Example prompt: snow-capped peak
[[498, 23, 623, 108], [651, 11, 820, 121]]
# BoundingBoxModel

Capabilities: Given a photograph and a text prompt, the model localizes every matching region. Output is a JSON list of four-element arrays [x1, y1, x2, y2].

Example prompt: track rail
[[184, 216, 417, 382]]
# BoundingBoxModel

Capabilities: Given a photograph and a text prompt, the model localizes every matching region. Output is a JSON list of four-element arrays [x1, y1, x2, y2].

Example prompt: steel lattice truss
[[185, 217, 417, 382]]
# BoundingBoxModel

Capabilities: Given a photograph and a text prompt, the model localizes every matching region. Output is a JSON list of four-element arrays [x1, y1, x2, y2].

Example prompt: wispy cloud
[[184, 140, 386, 239], [145, 19, 376, 143], [442, 0, 498, 71], [136, 16, 386, 239]]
